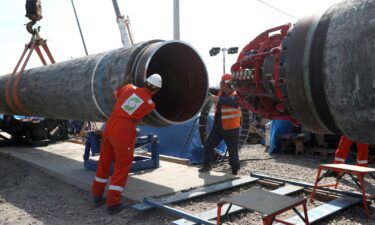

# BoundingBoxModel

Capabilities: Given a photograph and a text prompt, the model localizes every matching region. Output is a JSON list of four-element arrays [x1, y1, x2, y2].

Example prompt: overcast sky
[[0, 0, 339, 86]]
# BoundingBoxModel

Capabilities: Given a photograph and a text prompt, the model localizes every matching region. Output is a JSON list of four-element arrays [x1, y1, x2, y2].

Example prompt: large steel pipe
[[0, 40, 209, 127], [285, 0, 375, 143]]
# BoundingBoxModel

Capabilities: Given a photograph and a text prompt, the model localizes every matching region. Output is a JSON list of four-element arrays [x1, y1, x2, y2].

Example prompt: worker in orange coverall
[[334, 136, 369, 167], [92, 74, 162, 215]]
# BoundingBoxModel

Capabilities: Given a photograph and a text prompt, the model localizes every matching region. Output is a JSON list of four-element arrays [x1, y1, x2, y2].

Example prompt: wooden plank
[[308, 147, 336, 156], [303, 188, 340, 202], [136, 151, 191, 165], [256, 179, 284, 188], [172, 185, 304, 225], [132, 176, 259, 211], [66, 139, 85, 145], [274, 197, 361, 225]]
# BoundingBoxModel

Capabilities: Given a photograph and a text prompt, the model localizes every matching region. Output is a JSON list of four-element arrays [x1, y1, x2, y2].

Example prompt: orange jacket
[[218, 90, 241, 130]]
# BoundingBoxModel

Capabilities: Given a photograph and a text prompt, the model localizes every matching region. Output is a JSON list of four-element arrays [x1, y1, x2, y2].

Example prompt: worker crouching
[[91, 74, 162, 215], [199, 74, 241, 175]]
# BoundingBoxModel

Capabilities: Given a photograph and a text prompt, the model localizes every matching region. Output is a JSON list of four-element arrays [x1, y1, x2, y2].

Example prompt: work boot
[[107, 203, 126, 215], [231, 167, 240, 175], [93, 196, 105, 207], [198, 164, 211, 173]]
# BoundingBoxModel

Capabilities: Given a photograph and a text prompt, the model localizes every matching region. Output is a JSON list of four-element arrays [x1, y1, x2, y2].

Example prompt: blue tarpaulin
[[138, 114, 226, 165], [269, 120, 294, 154]]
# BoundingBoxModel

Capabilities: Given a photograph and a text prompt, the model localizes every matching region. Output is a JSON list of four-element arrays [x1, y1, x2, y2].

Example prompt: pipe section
[[0, 40, 209, 127], [285, 0, 375, 143]]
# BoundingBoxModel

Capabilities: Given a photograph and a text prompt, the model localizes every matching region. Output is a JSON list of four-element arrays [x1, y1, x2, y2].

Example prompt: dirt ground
[[0, 144, 374, 225]]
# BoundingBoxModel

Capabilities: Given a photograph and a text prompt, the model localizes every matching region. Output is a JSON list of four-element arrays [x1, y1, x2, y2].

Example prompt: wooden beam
[[136, 151, 191, 165]]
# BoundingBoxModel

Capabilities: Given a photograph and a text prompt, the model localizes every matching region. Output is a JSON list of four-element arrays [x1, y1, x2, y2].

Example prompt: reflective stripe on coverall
[[92, 84, 155, 206], [334, 136, 369, 167]]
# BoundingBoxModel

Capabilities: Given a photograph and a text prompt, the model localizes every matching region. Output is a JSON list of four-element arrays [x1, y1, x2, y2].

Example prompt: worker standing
[[199, 74, 241, 175], [92, 74, 162, 215], [334, 136, 369, 167]]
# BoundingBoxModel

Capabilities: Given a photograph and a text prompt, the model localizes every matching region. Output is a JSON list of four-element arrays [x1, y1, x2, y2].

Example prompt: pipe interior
[[146, 42, 208, 123]]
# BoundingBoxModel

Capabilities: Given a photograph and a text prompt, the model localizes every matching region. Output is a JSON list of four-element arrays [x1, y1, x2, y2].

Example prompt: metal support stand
[[310, 164, 375, 218], [132, 134, 160, 172], [216, 189, 309, 225], [83, 134, 160, 172]]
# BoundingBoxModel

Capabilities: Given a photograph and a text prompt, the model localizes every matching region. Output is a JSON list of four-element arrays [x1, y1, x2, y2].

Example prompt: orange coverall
[[334, 136, 369, 167], [92, 84, 155, 206]]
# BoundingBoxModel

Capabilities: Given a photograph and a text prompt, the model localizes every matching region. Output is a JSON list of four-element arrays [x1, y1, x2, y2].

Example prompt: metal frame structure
[[83, 134, 160, 172], [131, 172, 364, 225], [310, 164, 375, 218], [132, 176, 258, 211]]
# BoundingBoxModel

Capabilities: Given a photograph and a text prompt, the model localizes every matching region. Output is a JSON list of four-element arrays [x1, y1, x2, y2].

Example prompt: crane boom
[[111, 0, 132, 48]]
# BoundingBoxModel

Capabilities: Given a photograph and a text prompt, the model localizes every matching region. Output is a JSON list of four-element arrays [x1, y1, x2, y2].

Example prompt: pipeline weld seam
[[91, 53, 110, 119], [96, 53, 114, 116], [302, 12, 330, 132]]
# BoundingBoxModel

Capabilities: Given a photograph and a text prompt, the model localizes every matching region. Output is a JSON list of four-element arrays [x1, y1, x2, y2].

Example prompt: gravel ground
[[0, 154, 171, 225], [0, 144, 374, 225], [204, 144, 375, 224]]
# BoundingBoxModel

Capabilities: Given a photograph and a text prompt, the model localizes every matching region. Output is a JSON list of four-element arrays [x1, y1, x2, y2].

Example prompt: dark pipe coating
[[286, 0, 375, 143], [0, 40, 209, 127]]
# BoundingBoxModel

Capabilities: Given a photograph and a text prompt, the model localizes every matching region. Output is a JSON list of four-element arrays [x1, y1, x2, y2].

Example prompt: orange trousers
[[92, 117, 136, 206], [334, 136, 369, 167]]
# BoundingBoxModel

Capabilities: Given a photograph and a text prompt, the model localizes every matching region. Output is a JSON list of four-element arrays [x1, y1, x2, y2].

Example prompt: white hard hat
[[146, 74, 162, 88]]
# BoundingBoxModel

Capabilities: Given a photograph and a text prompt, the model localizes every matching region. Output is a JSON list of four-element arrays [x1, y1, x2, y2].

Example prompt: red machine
[[230, 24, 295, 122], [230, 0, 375, 146]]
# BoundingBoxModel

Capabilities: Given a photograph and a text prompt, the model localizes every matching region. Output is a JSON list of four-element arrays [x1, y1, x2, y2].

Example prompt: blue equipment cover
[[138, 115, 226, 165], [269, 120, 293, 154]]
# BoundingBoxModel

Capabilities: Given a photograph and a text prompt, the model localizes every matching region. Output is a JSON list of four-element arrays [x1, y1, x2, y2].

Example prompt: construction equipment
[[83, 133, 160, 172], [230, 0, 375, 144], [125, 15, 135, 45], [112, 0, 133, 47]]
